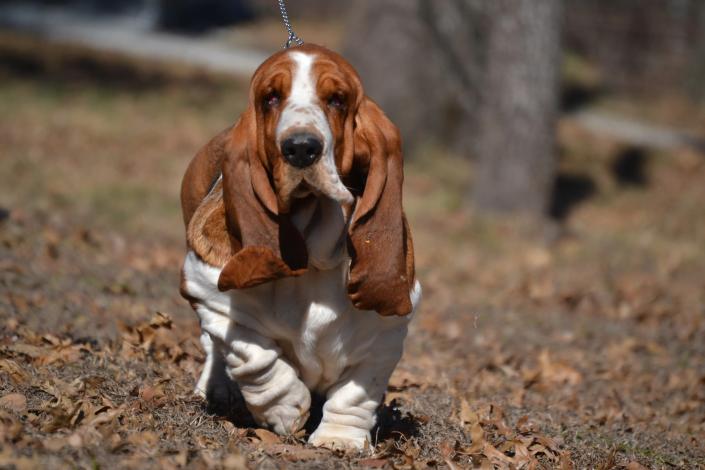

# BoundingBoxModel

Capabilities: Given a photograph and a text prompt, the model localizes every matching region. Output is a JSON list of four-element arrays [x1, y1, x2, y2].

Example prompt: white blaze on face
[[276, 52, 353, 205]]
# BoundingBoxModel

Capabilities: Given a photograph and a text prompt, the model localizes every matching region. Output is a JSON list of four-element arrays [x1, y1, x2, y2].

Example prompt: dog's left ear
[[217, 109, 308, 291], [346, 97, 415, 316]]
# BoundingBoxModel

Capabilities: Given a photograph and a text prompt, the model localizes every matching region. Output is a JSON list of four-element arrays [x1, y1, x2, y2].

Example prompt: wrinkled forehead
[[251, 47, 361, 101]]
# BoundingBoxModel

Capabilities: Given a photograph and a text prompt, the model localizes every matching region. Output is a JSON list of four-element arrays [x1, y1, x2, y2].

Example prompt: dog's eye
[[327, 93, 345, 109], [264, 92, 280, 108]]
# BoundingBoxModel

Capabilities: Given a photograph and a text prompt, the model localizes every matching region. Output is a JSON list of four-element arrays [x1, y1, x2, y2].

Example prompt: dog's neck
[[289, 195, 349, 271]]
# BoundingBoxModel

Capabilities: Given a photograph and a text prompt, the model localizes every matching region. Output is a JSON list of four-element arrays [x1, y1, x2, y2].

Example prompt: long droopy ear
[[217, 109, 308, 291], [181, 127, 232, 229], [347, 98, 415, 316]]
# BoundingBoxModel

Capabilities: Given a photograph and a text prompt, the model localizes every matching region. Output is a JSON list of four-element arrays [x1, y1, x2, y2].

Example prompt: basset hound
[[179, 44, 421, 450]]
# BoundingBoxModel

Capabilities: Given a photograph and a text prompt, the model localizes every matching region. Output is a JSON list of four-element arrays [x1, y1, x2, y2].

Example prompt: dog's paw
[[308, 423, 371, 451], [251, 379, 311, 436], [262, 404, 310, 436]]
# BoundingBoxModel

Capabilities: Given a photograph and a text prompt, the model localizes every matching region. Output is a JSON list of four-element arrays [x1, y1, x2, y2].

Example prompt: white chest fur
[[182, 250, 419, 392]]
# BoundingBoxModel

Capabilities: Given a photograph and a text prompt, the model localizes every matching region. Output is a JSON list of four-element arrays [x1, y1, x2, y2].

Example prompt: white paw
[[309, 424, 371, 451], [250, 379, 311, 436], [260, 403, 310, 436]]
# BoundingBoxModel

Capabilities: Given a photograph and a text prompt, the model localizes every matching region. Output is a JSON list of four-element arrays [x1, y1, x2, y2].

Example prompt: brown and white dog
[[179, 44, 421, 450]]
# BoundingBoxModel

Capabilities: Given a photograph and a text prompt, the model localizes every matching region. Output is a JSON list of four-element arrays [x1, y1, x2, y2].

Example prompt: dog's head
[[248, 44, 360, 210], [188, 44, 414, 316]]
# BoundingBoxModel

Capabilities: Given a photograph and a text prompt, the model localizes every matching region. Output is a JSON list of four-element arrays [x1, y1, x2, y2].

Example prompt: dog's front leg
[[309, 331, 406, 451], [194, 331, 234, 401], [221, 324, 311, 436]]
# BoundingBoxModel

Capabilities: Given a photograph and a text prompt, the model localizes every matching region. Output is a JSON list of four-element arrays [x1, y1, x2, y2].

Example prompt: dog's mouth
[[291, 181, 317, 199], [303, 161, 354, 205], [278, 159, 354, 212], [292, 176, 353, 204]]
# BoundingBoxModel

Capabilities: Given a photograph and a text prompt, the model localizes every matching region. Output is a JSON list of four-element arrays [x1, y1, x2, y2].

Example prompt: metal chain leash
[[277, 0, 304, 48]]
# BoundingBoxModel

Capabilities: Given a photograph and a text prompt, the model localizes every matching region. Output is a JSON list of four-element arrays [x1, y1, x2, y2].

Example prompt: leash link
[[277, 0, 304, 48]]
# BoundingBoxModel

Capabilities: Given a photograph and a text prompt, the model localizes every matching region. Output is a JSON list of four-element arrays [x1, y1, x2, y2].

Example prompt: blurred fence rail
[[0, 3, 266, 76]]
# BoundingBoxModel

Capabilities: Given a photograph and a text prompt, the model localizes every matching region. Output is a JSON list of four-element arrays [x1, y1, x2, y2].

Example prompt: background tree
[[472, 0, 563, 215], [343, 0, 487, 155], [565, 0, 705, 95], [344, 0, 563, 217]]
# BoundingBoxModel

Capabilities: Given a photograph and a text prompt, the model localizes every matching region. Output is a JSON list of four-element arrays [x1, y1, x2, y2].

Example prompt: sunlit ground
[[1, 35, 704, 468]]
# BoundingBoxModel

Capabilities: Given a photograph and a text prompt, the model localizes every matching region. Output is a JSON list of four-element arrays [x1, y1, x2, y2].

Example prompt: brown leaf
[[150, 311, 173, 329], [67, 432, 83, 449], [464, 423, 485, 454], [357, 458, 388, 468], [0, 411, 23, 442], [560, 451, 575, 470], [223, 453, 247, 469], [534, 434, 562, 455], [0, 360, 29, 384], [7, 343, 44, 359], [87, 407, 122, 427], [482, 442, 514, 465], [43, 436, 68, 452], [253, 428, 281, 445], [486, 405, 513, 438], [127, 431, 159, 448], [267, 444, 323, 462], [439, 440, 456, 460], [388, 368, 423, 390], [0, 393, 27, 413], [36, 345, 83, 366], [625, 462, 649, 470], [459, 399, 479, 425], [139, 385, 164, 402], [537, 350, 582, 386], [384, 391, 407, 403]]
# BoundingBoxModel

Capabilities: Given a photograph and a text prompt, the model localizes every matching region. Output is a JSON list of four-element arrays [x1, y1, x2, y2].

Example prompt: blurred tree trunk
[[344, 1, 562, 217], [342, 0, 487, 153], [565, 0, 705, 96], [472, 0, 563, 215]]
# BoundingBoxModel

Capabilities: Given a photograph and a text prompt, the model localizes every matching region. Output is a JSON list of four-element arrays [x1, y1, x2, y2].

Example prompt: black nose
[[281, 133, 323, 168]]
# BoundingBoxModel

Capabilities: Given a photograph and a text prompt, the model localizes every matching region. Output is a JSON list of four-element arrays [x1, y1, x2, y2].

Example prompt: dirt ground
[[1, 45, 704, 470]]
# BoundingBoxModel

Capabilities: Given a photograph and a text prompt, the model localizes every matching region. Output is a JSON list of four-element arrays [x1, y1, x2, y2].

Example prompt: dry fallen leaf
[[127, 431, 160, 448], [42, 436, 68, 452], [222, 453, 247, 469], [388, 368, 424, 390], [253, 428, 281, 445], [0, 411, 23, 442], [357, 458, 388, 468], [267, 444, 323, 462], [139, 384, 165, 402], [535, 350, 583, 386], [0, 393, 27, 413], [459, 399, 479, 426], [625, 462, 649, 470], [8, 343, 45, 359]]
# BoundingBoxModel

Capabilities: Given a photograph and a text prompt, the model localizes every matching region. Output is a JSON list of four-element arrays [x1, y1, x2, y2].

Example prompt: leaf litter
[[1, 65, 705, 469]]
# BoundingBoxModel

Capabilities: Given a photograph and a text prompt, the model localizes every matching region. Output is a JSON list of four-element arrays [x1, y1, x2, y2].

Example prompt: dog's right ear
[[217, 110, 308, 290], [181, 127, 232, 229]]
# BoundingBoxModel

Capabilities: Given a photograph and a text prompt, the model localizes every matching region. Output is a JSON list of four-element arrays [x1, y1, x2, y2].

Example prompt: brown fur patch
[[186, 180, 233, 268]]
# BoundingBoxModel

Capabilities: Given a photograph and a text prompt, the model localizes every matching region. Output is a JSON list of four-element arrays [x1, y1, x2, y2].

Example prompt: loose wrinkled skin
[[180, 44, 421, 450]]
